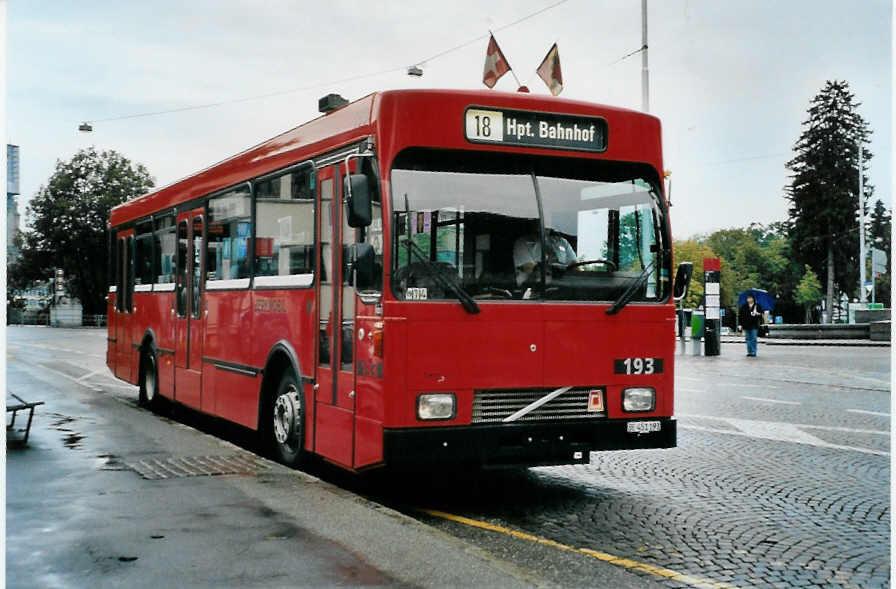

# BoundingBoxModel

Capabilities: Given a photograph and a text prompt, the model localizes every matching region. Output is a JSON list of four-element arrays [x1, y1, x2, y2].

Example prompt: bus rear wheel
[[139, 350, 159, 410], [268, 368, 306, 468]]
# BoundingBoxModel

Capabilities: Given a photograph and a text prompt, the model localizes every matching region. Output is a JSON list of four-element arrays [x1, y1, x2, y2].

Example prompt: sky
[[6, 0, 893, 239]]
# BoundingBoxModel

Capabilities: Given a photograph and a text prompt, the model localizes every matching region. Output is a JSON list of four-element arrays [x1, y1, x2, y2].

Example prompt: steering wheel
[[473, 287, 514, 300], [565, 259, 617, 271]]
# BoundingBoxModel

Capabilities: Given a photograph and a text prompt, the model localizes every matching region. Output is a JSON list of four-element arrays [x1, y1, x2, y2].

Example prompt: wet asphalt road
[[6, 327, 891, 588]]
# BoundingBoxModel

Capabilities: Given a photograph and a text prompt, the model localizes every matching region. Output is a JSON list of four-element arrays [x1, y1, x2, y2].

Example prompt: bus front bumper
[[382, 418, 676, 469]]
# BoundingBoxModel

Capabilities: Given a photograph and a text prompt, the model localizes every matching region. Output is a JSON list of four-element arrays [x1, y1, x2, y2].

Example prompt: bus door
[[113, 230, 135, 381], [314, 164, 356, 467], [174, 210, 204, 410]]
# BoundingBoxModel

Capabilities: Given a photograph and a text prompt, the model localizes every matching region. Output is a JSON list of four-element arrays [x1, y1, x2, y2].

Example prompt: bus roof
[[110, 89, 661, 227]]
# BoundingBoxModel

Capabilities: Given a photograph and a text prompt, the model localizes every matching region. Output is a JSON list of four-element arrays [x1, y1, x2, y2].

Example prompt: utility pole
[[858, 139, 866, 303], [641, 0, 649, 112]]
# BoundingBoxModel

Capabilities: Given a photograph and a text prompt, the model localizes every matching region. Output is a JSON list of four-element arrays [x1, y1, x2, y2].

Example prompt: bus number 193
[[614, 357, 663, 375]]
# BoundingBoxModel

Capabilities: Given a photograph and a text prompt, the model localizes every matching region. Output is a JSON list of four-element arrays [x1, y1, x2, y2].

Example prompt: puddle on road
[[50, 415, 75, 427], [47, 413, 87, 450], [62, 432, 84, 449], [95, 454, 128, 471]]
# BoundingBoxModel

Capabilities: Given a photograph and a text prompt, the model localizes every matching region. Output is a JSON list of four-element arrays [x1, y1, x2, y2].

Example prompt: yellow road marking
[[420, 509, 741, 589]]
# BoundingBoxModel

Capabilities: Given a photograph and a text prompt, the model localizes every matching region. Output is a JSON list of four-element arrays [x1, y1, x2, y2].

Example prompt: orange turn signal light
[[372, 329, 383, 358]]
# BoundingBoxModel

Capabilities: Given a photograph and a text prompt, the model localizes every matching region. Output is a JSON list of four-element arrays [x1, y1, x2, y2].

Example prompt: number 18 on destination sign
[[466, 109, 504, 141]]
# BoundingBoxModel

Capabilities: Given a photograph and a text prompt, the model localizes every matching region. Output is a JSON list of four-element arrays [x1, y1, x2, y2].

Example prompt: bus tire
[[139, 350, 159, 410], [267, 368, 306, 468]]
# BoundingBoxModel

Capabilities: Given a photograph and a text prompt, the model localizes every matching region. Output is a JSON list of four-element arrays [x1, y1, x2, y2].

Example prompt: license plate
[[627, 420, 661, 434]]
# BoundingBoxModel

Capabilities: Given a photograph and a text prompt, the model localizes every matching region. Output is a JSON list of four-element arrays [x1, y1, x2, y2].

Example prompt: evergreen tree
[[9, 148, 154, 314], [785, 80, 873, 323]]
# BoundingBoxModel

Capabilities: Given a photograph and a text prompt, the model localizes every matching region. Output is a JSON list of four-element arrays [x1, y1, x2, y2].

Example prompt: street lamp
[[858, 138, 865, 303]]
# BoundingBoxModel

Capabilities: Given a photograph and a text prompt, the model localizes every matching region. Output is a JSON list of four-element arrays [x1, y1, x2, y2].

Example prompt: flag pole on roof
[[536, 43, 563, 96], [482, 32, 523, 90]]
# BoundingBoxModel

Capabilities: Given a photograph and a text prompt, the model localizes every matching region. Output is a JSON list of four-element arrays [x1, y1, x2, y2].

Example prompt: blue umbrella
[[738, 288, 775, 311]]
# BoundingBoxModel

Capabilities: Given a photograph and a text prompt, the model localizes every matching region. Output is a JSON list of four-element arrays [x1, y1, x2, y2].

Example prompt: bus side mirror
[[345, 174, 372, 228], [348, 243, 376, 290], [673, 262, 694, 301]]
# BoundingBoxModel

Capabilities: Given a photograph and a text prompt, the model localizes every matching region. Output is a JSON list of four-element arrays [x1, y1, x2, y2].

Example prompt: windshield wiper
[[605, 261, 655, 316], [404, 239, 480, 314]]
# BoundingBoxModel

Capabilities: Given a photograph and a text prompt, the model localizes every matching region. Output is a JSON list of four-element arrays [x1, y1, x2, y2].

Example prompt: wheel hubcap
[[273, 386, 301, 445], [145, 362, 156, 401]]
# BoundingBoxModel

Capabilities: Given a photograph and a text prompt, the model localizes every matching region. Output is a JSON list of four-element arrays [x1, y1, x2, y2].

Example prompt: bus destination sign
[[465, 107, 607, 152]]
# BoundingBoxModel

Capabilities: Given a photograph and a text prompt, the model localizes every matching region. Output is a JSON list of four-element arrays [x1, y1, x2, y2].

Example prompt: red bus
[[107, 89, 692, 471]]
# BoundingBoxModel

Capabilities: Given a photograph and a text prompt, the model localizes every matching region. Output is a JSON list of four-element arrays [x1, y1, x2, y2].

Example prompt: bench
[[7, 393, 44, 446]]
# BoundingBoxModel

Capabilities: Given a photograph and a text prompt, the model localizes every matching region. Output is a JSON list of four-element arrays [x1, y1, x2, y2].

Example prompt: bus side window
[[108, 229, 117, 297], [318, 179, 333, 367], [153, 214, 176, 285], [116, 237, 125, 312], [357, 160, 383, 294], [126, 235, 135, 312], [254, 168, 315, 283], [191, 216, 203, 319], [135, 221, 154, 287], [176, 220, 188, 317], [341, 188, 354, 371], [207, 186, 252, 283]]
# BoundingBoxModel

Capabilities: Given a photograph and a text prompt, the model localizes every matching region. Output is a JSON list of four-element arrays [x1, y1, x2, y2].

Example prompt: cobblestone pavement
[[373, 345, 891, 589]]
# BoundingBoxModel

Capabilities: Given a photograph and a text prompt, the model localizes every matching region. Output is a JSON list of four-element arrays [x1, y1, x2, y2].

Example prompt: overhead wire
[[85, 0, 571, 125]]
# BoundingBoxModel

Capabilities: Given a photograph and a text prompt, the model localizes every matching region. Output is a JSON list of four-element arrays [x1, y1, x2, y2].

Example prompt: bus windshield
[[390, 149, 670, 304]]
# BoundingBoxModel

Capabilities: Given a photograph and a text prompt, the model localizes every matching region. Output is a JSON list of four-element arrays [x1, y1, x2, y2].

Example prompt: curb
[[719, 337, 889, 347]]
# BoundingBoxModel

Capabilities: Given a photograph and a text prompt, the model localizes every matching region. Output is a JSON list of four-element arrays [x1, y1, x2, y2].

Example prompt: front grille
[[471, 387, 605, 424]]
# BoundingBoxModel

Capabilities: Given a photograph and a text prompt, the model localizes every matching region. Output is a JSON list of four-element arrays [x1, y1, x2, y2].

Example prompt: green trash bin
[[690, 311, 704, 339]]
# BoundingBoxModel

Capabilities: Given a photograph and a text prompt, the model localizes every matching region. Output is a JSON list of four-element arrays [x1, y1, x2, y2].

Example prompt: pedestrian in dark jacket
[[738, 294, 763, 357]]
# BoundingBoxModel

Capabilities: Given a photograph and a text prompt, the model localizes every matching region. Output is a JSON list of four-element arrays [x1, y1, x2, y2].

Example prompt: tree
[[673, 239, 735, 310], [794, 265, 823, 323], [868, 199, 891, 306], [9, 148, 154, 315], [785, 80, 873, 323], [702, 224, 803, 322]]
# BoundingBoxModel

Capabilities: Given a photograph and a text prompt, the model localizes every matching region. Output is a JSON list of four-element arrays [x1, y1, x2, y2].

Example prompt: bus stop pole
[[703, 257, 721, 356]]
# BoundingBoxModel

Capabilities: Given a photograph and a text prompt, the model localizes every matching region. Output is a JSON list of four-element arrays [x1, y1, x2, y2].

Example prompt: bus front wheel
[[268, 368, 306, 468]]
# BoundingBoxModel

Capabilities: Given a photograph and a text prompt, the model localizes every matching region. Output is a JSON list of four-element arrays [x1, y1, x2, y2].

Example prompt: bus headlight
[[416, 393, 456, 420], [622, 387, 655, 412]]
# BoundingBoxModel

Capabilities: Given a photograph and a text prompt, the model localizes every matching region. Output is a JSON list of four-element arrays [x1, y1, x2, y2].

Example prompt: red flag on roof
[[536, 43, 563, 96], [482, 35, 510, 89]]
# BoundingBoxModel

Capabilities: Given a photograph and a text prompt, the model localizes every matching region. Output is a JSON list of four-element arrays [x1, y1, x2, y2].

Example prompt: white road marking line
[[675, 376, 703, 382], [678, 413, 890, 455], [680, 413, 890, 436], [847, 409, 890, 418], [680, 424, 889, 457], [755, 362, 890, 387], [100, 381, 138, 391], [13, 341, 104, 359], [742, 396, 800, 405], [676, 387, 703, 393], [31, 365, 103, 392], [75, 368, 107, 382], [720, 382, 778, 389], [800, 424, 889, 436]]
